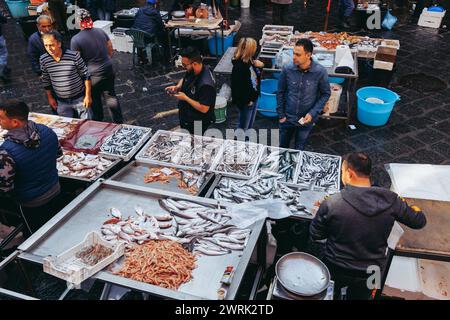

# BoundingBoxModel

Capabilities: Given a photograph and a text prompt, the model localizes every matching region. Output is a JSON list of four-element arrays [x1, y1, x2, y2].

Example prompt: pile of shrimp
[[115, 240, 196, 290]]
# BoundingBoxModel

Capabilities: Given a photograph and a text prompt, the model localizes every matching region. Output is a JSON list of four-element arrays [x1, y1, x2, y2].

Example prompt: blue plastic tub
[[258, 79, 278, 117], [329, 77, 345, 84], [208, 33, 235, 56], [356, 86, 400, 126], [6, 0, 29, 18]]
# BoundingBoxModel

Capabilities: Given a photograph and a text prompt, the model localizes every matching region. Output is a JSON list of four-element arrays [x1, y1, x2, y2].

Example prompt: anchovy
[[100, 126, 148, 156], [297, 151, 341, 190]]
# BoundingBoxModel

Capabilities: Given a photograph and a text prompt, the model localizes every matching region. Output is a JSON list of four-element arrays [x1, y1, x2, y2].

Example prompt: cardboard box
[[373, 46, 397, 71], [418, 8, 446, 29]]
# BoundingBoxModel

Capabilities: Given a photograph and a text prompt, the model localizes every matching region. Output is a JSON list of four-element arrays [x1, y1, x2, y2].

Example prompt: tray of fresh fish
[[175, 135, 224, 170], [209, 140, 264, 179], [108, 161, 214, 196], [57, 150, 122, 182], [99, 124, 152, 161], [256, 146, 302, 184], [29, 112, 83, 141], [295, 151, 341, 191], [135, 130, 191, 166], [208, 172, 317, 217]]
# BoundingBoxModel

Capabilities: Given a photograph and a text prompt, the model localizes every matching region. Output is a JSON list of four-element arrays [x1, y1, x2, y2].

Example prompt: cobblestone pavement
[[1, 0, 450, 189]]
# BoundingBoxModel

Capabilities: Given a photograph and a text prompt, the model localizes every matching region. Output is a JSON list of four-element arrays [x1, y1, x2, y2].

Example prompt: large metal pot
[[275, 252, 331, 297]]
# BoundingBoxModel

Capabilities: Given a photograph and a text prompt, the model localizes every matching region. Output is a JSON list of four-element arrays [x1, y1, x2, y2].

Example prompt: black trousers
[[323, 258, 375, 300], [90, 71, 123, 123], [272, 3, 289, 25], [20, 193, 65, 236], [180, 119, 212, 135]]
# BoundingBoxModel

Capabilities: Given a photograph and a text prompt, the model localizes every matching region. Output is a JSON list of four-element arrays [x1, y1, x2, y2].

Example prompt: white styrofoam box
[[93, 20, 113, 35], [110, 34, 133, 53], [418, 14, 444, 28], [422, 8, 446, 18]]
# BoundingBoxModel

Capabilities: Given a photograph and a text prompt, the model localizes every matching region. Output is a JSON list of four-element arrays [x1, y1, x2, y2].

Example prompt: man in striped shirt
[[40, 31, 93, 119]]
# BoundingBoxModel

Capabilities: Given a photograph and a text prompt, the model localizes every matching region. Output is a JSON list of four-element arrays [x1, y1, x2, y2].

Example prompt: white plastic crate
[[111, 34, 133, 53], [43, 232, 125, 285], [93, 20, 113, 35], [418, 8, 446, 29]]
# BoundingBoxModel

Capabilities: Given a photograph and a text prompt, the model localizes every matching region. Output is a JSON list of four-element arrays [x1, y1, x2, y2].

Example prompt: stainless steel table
[[14, 180, 264, 300]]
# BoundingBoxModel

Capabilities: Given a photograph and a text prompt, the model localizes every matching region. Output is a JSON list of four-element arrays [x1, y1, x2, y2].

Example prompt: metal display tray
[[209, 140, 265, 180], [18, 180, 264, 300], [134, 129, 189, 167], [58, 154, 122, 183], [135, 129, 224, 171], [295, 151, 342, 192], [108, 160, 215, 197], [256, 146, 303, 184], [98, 124, 153, 162], [204, 174, 330, 220]]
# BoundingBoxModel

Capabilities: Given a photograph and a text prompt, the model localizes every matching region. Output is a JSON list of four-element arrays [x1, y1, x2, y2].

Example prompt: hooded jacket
[[132, 5, 165, 38], [310, 185, 426, 271], [0, 121, 62, 205]]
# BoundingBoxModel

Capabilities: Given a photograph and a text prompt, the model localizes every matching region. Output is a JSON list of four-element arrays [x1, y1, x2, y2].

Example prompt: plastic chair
[[124, 28, 162, 66]]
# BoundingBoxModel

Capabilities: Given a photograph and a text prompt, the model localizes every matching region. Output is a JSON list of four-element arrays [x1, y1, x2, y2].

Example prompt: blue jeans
[[237, 102, 257, 131], [279, 121, 313, 150], [56, 96, 93, 119], [339, 0, 355, 18]]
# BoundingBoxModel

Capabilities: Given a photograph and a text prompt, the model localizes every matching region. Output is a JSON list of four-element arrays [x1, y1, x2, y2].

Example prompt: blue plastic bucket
[[329, 77, 345, 84], [258, 79, 278, 117], [208, 33, 235, 56], [356, 86, 400, 126], [6, 0, 29, 18]]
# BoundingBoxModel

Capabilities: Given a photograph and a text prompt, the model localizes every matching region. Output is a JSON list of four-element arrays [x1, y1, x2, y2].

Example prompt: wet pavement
[[1, 0, 449, 190]]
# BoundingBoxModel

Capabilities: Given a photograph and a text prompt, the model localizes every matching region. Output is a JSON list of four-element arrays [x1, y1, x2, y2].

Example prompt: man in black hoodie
[[132, 0, 168, 64], [310, 152, 426, 299]]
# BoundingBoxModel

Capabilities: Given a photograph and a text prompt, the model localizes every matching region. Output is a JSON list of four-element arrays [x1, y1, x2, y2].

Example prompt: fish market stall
[[209, 140, 264, 179], [99, 125, 152, 162], [57, 150, 122, 183], [108, 161, 214, 196], [206, 173, 331, 220], [15, 180, 264, 300], [135, 130, 223, 171], [296, 151, 342, 192]]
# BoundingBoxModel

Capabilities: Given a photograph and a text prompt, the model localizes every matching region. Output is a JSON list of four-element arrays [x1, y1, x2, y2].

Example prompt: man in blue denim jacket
[[277, 39, 331, 150]]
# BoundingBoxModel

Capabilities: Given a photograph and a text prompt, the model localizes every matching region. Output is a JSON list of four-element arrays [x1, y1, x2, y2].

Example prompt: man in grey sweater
[[310, 152, 426, 299]]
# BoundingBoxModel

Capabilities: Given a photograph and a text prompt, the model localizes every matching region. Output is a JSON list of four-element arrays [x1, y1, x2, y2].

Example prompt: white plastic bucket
[[214, 96, 227, 123], [323, 83, 342, 115], [240, 0, 250, 8]]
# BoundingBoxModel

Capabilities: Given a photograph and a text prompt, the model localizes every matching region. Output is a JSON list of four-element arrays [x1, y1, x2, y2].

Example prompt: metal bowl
[[275, 252, 330, 297], [171, 11, 185, 18]]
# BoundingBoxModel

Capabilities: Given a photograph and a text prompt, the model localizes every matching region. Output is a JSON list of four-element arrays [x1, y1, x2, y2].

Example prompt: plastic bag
[[382, 10, 397, 30], [218, 83, 232, 102], [275, 49, 293, 69], [60, 121, 119, 154], [228, 199, 292, 229]]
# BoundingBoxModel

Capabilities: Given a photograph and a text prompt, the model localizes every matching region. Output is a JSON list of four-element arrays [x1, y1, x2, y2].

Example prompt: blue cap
[[147, 0, 157, 4]]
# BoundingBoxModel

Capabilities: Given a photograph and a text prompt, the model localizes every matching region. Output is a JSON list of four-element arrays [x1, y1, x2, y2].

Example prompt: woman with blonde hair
[[231, 37, 264, 131]]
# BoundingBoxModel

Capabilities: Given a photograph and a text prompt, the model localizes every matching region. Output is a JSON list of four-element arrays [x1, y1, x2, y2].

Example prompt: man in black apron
[[166, 47, 216, 135]]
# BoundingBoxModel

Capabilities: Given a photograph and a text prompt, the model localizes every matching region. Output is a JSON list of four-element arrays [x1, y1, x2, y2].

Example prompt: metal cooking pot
[[275, 252, 331, 297]]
